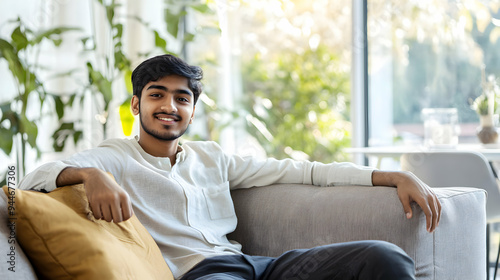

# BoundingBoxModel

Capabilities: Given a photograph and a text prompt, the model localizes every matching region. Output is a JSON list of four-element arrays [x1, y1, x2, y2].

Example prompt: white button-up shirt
[[19, 137, 374, 279]]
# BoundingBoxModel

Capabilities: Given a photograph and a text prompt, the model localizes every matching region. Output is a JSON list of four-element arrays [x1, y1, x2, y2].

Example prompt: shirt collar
[[133, 135, 186, 163], [176, 144, 186, 162]]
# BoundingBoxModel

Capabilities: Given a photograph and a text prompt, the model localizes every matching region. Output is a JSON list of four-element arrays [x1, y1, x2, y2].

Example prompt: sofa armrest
[[229, 184, 486, 280], [0, 190, 38, 279]]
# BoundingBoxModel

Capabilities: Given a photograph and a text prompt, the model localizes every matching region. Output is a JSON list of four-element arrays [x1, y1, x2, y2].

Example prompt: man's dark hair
[[131, 54, 203, 104]]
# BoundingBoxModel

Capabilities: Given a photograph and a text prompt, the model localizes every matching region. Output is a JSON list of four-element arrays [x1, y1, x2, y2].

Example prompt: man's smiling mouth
[[154, 113, 181, 122], [157, 117, 176, 122]]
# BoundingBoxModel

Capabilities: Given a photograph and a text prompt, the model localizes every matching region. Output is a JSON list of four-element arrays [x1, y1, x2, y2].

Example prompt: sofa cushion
[[0, 190, 37, 279], [2, 185, 173, 280]]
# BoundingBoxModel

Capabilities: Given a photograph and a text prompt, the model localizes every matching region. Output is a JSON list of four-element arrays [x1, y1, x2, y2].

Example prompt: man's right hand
[[56, 167, 134, 223]]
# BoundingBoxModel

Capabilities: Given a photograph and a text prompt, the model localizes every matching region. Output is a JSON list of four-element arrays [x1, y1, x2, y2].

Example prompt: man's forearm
[[56, 167, 99, 188], [371, 170, 411, 187]]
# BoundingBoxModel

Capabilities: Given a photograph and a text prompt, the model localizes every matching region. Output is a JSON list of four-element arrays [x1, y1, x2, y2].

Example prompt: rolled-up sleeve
[[18, 140, 123, 192], [312, 162, 375, 187], [18, 161, 71, 192]]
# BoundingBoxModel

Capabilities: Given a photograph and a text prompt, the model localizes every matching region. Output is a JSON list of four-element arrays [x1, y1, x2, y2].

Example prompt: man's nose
[[160, 96, 177, 113]]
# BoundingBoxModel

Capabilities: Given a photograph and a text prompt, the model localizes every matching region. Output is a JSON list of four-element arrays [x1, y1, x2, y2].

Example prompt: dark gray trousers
[[180, 240, 416, 280]]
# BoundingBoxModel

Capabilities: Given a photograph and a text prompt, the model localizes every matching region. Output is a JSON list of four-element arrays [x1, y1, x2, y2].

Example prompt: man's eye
[[150, 93, 161, 97], [178, 97, 189, 102]]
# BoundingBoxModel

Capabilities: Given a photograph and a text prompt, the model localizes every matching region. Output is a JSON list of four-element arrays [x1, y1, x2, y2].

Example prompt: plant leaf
[[87, 63, 113, 106], [106, 5, 116, 25], [190, 3, 211, 13], [53, 95, 65, 119], [20, 115, 38, 148], [114, 50, 130, 72], [0, 107, 19, 134], [52, 122, 73, 152], [0, 127, 14, 155], [32, 27, 80, 45], [113, 23, 123, 39], [184, 32, 195, 42], [52, 38, 63, 47], [154, 30, 167, 51], [0, 39, 27, 85], [165, 7, 185, 37], [0, 103, 11, 118], [68, 93, 77, 107], [73, 130, 83, 146], [11, 26, 28, 51], [81, 36, 96, 51]]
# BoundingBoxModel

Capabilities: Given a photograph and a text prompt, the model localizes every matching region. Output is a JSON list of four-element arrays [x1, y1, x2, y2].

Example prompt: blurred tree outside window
[[239, 0, 353, 163], [368, 0, 500, 149], [189, 0, 354, 162]]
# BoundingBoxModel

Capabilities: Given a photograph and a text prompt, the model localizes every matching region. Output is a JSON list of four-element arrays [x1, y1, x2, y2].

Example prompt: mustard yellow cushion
[[3, 185, 173, 280]]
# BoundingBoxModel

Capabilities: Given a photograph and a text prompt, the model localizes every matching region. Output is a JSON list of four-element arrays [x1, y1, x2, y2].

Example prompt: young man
[[20, 54, 441, 280]]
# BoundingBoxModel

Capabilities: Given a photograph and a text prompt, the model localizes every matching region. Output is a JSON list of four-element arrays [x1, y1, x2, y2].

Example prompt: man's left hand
[[372, 170, 442, 233]]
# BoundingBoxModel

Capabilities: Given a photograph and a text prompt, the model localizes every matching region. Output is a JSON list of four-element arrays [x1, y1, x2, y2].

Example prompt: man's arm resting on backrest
[[18, 165, 132, 223]]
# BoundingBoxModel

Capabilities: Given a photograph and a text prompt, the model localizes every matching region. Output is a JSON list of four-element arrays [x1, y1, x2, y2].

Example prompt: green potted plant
[[0, 18, 80, 184], [470, 69, 500, 144]]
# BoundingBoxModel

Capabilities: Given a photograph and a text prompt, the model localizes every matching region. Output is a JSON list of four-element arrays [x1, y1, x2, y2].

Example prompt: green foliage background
[[241, 45, 351, 162]]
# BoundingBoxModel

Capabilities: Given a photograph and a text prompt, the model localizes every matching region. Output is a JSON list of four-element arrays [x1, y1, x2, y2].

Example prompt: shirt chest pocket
[[202, 184, 236, 220]]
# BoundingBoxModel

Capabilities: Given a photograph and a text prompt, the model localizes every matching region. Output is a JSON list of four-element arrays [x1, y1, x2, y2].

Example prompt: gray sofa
[[1, 184, 487, 279]]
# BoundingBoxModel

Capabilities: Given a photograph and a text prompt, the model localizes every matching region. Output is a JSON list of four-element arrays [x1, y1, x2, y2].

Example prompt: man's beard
[[140, 114, 189, 141]]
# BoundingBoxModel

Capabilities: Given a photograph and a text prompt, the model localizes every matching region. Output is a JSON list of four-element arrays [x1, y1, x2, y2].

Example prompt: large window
[[368, 1, 500, 151]]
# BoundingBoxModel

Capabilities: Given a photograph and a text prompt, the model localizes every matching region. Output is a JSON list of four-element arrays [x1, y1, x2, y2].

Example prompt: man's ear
[[131, 95, 140, 116], [190, 106, 196, 124]]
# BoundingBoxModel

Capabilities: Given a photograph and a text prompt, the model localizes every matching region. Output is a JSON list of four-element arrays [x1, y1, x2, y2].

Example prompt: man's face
[[131, 75, 196, 142]]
